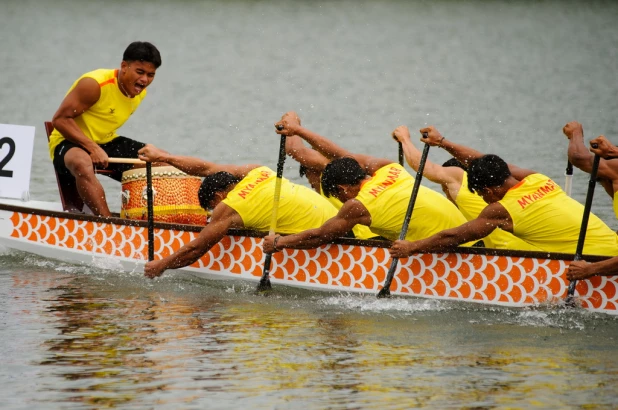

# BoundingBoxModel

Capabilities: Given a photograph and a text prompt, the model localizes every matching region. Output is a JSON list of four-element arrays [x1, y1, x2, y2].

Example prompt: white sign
[[0, 123, 35, 201]]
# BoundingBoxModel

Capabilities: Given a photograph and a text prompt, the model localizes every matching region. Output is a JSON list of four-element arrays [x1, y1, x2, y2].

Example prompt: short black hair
[[442, 157, 466, 170], [467, 154, 511, 193], [321, 157, 366, 198], [197, 172, 240, 210], [123, 41, 162, 68]]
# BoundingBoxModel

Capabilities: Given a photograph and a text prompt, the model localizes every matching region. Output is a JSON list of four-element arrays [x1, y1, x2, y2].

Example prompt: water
[[1, 0, 618, 408]]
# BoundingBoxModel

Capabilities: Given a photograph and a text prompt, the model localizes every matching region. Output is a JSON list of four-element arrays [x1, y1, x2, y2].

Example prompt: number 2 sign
[[0, 124, 35, 201]]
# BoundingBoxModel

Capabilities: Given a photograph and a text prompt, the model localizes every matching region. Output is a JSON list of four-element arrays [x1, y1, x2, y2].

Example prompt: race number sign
[[0, 123, 35, 200]]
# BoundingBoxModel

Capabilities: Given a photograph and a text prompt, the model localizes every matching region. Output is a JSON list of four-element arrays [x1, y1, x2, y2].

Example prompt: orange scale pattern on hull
[[4, 210, 618, 314]]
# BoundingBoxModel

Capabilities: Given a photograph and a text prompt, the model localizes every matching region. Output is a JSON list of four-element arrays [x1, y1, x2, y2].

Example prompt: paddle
[[257, 126, 287, 292], [377, 132, 429, 298], [108, 157, 145, 164], [566, 147, 600, 304], [398, 142, 404, 166], [145, 163, 155, 261], [104, 157, 154, 260], [565, 161, 573, 197]]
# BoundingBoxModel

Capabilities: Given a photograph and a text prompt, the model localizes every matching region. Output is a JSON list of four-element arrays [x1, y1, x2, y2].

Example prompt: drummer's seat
[[44, 121, 112, 213]]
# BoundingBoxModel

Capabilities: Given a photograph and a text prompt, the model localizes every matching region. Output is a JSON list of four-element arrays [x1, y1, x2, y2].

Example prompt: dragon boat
[[1, 197, 616, 315], [1, 122, 616, 315]]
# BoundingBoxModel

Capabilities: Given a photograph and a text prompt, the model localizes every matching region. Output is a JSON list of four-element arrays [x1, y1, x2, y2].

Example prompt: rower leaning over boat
[[285, 134, 380, 240], [564, 121, 618, 220], [136, 145, 339, 278], [48, 42, 161, 216], [567, 132, 618, 282], [389, 126, 618, 258], [262, 112, 471, 254], [391, 125, 540, 251]]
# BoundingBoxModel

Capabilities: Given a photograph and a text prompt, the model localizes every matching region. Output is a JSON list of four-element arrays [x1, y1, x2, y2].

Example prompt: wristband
[[439, 136, 445, 146], [273, 235, 281, 252]]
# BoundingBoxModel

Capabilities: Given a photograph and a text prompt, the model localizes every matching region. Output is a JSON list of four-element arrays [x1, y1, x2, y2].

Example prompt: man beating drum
[[136, 144, 340, 279], [48, 42, 161, 216]]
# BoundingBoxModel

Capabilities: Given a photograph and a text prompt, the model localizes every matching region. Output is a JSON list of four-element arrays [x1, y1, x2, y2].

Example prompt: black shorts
[[53, 137, 146, 182]]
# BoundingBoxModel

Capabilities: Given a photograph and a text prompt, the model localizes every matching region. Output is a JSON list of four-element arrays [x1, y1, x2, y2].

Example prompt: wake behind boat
[[1, 197, 616, 315]]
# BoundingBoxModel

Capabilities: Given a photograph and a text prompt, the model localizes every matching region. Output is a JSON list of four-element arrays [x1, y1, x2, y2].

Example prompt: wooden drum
[[120, 166, 208, 225]]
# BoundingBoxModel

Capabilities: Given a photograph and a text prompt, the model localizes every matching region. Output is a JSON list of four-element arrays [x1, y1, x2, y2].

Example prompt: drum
[[120, 166, 208, 225]]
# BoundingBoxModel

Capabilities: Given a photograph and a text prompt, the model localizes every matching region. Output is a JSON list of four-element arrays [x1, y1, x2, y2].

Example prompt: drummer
[[136, 145, 339, 279], [48, 42, 161, 216]]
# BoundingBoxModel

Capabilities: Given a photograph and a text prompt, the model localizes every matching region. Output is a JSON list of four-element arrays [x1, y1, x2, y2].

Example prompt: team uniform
[[49, 68, 147, 181], [499, 173, 618, 256], [457, 171, 541, 251], [222, 167, 338, 234], [319, 183, 379, 240], [355, 163, 469, 242], [613, 191, 618, 220]]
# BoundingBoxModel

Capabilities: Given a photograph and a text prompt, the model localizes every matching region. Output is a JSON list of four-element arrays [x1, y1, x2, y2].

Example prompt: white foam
[[320, 293, 448, 313]]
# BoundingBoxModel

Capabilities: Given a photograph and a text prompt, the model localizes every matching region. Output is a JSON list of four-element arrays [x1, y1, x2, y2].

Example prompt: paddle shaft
[[146, 163, 155, 261], [257, 131, 287, 291], [398, 142, 404, 166], [106, 157, 152, 258], [378, 134, 430, 298], [108, 157, 145, 164], [567, 152, 600, 298], [565, 161, 573, 197]]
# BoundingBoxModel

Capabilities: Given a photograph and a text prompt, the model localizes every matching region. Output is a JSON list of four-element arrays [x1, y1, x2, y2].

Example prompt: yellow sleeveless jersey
[[457, 171, 541, 251], [613, 191, 618, 220], [222, 166, 338, 234], [49, 69, 147, 159], [319, 182, 378, 240], [355, 163, 468, 242], [499, 173, 618, 256]]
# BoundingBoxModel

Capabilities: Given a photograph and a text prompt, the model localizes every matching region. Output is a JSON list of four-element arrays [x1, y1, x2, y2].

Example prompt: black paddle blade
[[256, 277, 272, 292], [257, 252, 274, 292], [376, 286, 391, 298], [564, 281, 579, 308], [564, 294, 578, 308]]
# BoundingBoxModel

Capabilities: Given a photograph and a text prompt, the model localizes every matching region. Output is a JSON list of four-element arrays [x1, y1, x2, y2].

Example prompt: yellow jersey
[[499, 173, 618, 256], [457, 171, 541, 251], [49, 68, 146, 159], [613, 191, 618, 220], [355, 163, 468, 242], [222, 167, 337, 234], [319, 182, 378, 240]]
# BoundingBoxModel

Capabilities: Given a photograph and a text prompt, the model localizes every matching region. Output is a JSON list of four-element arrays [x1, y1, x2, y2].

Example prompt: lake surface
[[1, 0, 618, 408]]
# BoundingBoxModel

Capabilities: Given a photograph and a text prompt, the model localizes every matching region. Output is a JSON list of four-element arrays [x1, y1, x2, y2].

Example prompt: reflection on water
[[1, 263, 614, 409]]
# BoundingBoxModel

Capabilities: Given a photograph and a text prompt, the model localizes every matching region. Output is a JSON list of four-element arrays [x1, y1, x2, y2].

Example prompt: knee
[[66, 157, 95, 179]]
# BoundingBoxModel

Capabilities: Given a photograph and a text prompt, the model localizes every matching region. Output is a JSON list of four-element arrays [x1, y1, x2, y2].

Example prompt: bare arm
[[275, 111, 391, 174], [563, 123, 618, 195], [144, 204, 243, 278], [51, 77, 109, 166], [138, 144, 259, 178], [563, 121, 595, 172], [587, 136, 618, 184], [285, 136, 329, 171], [420, 126, 535, 180], [263, 199, 371, 252], [392, 125, 463, 195], [567, 258, 618, 281], [590, 135, 618, 160], [389, 203, 512, 256]]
